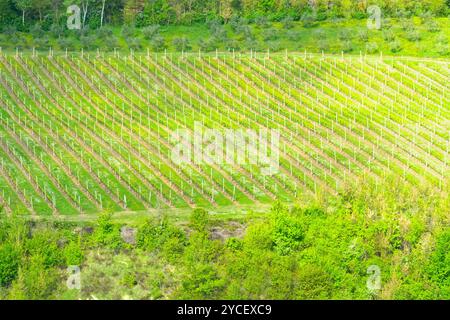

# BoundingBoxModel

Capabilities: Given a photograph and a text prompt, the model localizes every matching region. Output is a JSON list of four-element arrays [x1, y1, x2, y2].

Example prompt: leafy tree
[[14, 0, 32, 26]]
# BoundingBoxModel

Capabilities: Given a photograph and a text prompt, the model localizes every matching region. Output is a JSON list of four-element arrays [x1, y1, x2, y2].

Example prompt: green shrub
[[137, 217, 185, 253], [254, 16, 269, 29], [121, 25, 135, 38], [151, 36, 166, 51], [358, 29, 369, 42], [24, 232, 63, 268], [365, 42, 379, 54], [382, 29, 395, 42], [389, 40, 402, 53], [173, 37, 191, 51], [64, 240, 84, 266], [270, 207, 305, 255], [189, 209, 210, 233], [286, 30, 301, 41], [405, 29, 421, 42], [92, 213, 123, 249], [262, 27, 279, 41], [341, 40, 354, 53], [338, 29, 353, 41], [0, 244, 19, 287], [126, 37, 142, 50], [294, 264, 333, 299], [427, 230, 450, 295], [282, 16, 294, 29], [301, 12, 316, 28], [80, 35, 98, 50], [142, 25, 160, 40]]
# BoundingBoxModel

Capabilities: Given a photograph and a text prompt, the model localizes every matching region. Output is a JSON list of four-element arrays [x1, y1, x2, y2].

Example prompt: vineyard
[[0, 51, 448, 217]]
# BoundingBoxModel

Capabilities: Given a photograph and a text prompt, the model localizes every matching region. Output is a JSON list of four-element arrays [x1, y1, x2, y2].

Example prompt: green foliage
[[427, 230, 450, 294], [270, 204, 305, 255], [389, 40, 403, 53], [92, 212, 123, 249], [173, 37, 191, 51], [136, 217, 186, 253], [189, 208, 210, 233], [0, 244, 19, 287], [151, 36, 166, 51], [142, 25, 160, 40], [24, 231, 62, 268]]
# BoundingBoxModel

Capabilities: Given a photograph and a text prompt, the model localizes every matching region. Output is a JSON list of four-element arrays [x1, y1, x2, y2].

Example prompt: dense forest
[[0, 0, 449, 31]]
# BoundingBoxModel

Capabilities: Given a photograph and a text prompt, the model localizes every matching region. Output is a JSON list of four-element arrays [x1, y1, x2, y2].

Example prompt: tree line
[[0, 0, 449, 32]]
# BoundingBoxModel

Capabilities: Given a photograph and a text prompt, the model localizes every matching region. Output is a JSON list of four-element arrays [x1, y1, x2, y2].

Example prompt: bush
[[341, 40, 354, 53], [50, 24, 64, 38], [225, 39, 241, 51], [64, 240, 84, 266], [405, 29, 421, 42], [92, 213, 123, 249], [301, 12, 316, 28], [211, 26, 228, 42], [338, 29, 353, 41], [137, 218, 185, 253], [286, 30, 301, 41], [230, 15, 247, 33], [270, 207, 305, 255], [389, 40, 402, 53], [173, 37, 191, 51], [267, 41, 282, 52], [366, 42, 379, 54], [199, 38, 218, 52], [30, 24, 44, 38], [382, 29, 395, 42], [262, 27, 279, 41], [281, 16, 294, 29], [142, 25, 160, 40], [358, 29, 369, 42], [400, 18, 415, 32], [427, 230, 450, 295], [0, 244, 19, 287], [294, 264, 333, 299], [126, 37, 142, 50], [189, 209, 210, 233], [96, 27, 113, 38], [34, 37, 50, 50], [436, 43, 449, 55], [151, 36, 166, 51], [121, 25, 135, 38], [24, 232, 63, 268], [80, 35, 98, 50], [318, 39, 330, 52], [437, 33, 448, 44], [254, 16, 269, 29], [426, 19, 441, 32]]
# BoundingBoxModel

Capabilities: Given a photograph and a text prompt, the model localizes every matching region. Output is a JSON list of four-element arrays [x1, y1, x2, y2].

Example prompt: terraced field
[[0, 52, 448, 217]]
